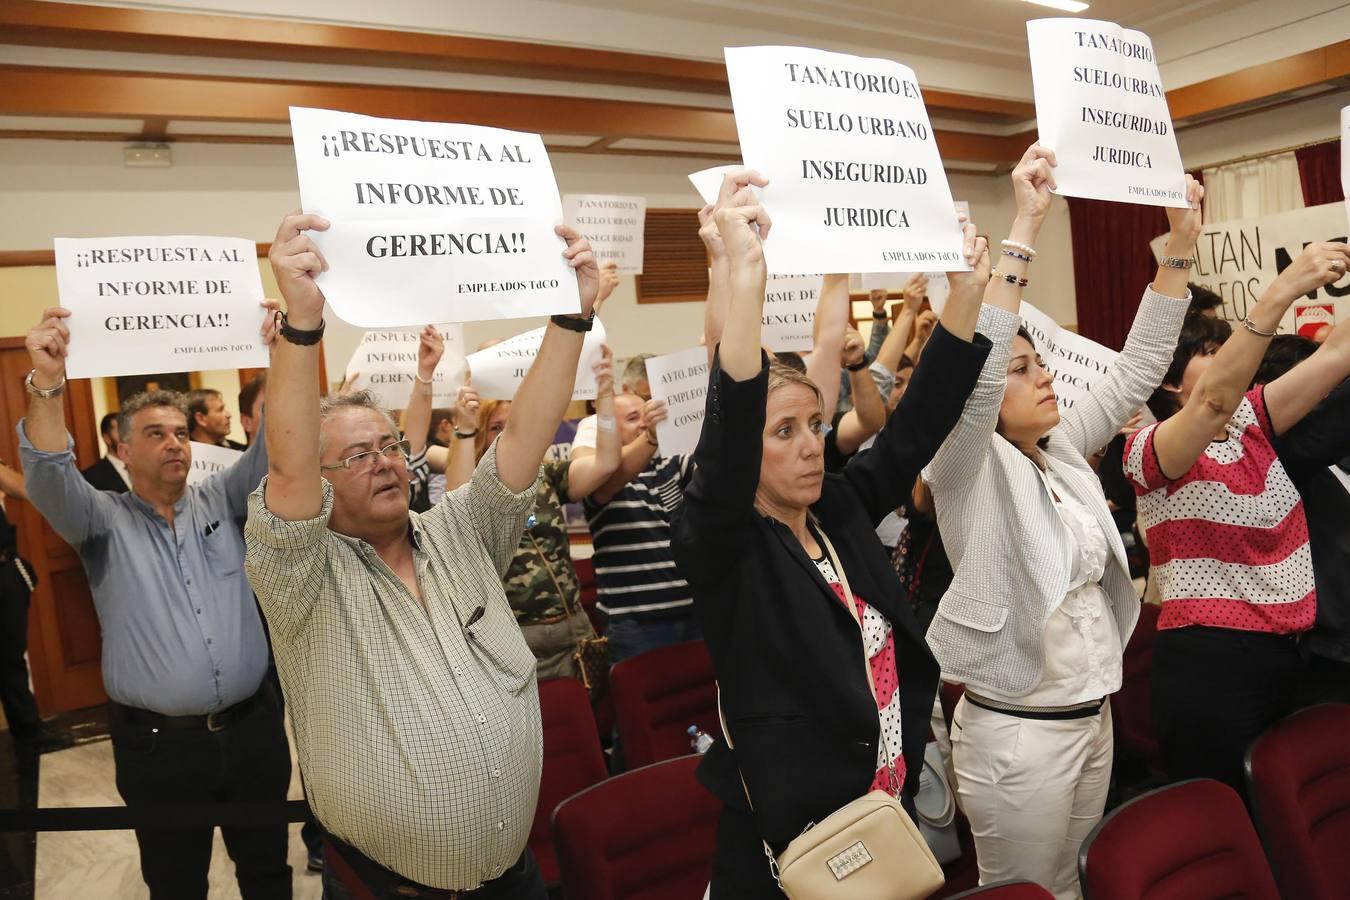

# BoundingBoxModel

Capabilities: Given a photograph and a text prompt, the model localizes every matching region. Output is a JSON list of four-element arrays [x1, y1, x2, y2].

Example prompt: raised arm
[[700, 202, 734, 368], [20, 307, 74, 454], [1274, 376, 1350, 466], [834, 328, 886, 455], [441, 379, 480, 492], [493, 225, 598, 492], [566, 346, 621, 500], [806, 273, 849, 424], [875, 278, 922, 374], [672, 170, 775, 584], [846, 227, 991, 522], [262, 212, 328, 522], [865, 290, 890, 358], [402, 325, 445, 458], [1264, 313, 1350, 436], [1148, 242, 1350, 479], [0, 462, 27, 501], [1059, 177, 1204, 458], [925, 144, 1052, 490], [587, 400, 663, 505]]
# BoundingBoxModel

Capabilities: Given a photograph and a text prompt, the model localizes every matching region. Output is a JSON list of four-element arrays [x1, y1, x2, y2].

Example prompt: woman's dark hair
[[1187, 283, 1224, 317], [1252, 334, 1318, 386], [1146, 314, 1233, 421], [426, 408, 454, 447], [996, 327, 1051, 453], [774, 351, 807, 375]]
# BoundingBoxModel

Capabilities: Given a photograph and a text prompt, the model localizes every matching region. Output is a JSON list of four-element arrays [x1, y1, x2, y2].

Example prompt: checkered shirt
[[244, 442, 542, 890]]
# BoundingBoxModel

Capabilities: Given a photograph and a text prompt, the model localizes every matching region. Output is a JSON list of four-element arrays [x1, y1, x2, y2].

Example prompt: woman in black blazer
[[671, 172, 992, 898]]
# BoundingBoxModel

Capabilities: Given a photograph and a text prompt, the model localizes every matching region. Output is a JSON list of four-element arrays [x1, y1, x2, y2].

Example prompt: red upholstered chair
[[610, 640, 719, 770], [1111, 601, 1161, 771], [1078, 779, 1280, 900], [945, 882, 1054, 899], [1245, 702, 1350, 900], [552, 754, 720, 900], [572, 555, 604, 634], [531, 678, 608, 887]]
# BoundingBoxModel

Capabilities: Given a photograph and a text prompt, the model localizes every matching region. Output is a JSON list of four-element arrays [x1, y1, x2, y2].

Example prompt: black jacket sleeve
[[1275, 378, 1350, 469], [671, 350, 769, 587], [842, 323, 991, 526]]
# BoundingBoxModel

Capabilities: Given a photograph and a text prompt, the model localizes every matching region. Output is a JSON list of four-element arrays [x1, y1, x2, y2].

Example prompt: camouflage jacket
[[503, 460, 581, 625]]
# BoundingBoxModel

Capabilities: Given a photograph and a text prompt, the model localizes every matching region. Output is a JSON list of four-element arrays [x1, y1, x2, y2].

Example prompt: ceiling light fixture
[[1021, 0, 1090, 12]]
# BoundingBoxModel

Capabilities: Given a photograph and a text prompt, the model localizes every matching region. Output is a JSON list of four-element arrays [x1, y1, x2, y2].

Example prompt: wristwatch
[[550, 313, 596, 333], [25, 369, 66, 399], [279, 314, 325, 346]]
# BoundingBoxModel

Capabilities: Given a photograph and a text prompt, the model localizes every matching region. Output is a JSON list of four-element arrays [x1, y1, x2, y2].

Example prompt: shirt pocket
[[935, 593, 1008, 634], [467, 599, 539, 695], [202, 528, 245, 578]]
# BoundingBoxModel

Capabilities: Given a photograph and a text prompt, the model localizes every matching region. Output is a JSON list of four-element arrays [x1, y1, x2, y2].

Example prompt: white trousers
[[950, 697, 1113, 900]]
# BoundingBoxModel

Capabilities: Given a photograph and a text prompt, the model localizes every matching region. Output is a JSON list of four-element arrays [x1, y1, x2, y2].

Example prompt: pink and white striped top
[[814, 557, 907, 794], [1123, 387, 1315, 634]]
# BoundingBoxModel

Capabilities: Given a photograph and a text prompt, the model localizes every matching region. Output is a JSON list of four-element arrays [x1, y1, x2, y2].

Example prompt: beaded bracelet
[[1002, 249, 1033, 263], [989, 268, 1029, 288], [1001, 239, 1037, 257]]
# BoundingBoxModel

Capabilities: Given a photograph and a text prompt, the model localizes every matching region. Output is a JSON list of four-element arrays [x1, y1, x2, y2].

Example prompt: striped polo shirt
[[584, 454, 694, 620], [1124, 386, 1316, 634]]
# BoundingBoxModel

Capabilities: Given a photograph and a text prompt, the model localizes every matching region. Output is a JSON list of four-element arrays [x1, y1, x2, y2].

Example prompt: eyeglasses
[[321, 439, 411, 472]]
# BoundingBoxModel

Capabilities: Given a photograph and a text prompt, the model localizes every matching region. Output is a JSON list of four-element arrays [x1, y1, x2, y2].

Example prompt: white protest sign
[[724, 46, 968, 275], [1341, 106, 1349, 234], [563, 195, 646, 274], [1018, 302, 1121, 413], [860, 271, 950, 315], [763, 274, 822, 351], [289, 106, 579, 327], [187, 441, 243, 487], [1150, 201, 1350, 331], [646, 346, 709, 458], [344, 324, 467, 411], [1028, 19, 1186, 208], [466, 318, 608, 400], [54, 236, 268, 380]]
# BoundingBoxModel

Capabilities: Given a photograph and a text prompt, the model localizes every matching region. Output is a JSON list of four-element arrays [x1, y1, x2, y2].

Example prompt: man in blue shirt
[[20, 305, 291, 900]]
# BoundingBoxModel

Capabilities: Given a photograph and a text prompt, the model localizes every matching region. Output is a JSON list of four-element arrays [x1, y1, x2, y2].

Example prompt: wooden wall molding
[[1167, 40, 1350, 122], [0, 245, 271, 268]]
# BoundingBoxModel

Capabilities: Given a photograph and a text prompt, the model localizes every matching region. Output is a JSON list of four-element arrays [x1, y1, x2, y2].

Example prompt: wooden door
[[0, 339, 106, 714]]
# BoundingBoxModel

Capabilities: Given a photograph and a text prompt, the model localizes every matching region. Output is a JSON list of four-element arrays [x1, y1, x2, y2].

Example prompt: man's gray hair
[[623, 353, 654, 388], [317, 390, 400, 457], [117, 390, 190, 443]]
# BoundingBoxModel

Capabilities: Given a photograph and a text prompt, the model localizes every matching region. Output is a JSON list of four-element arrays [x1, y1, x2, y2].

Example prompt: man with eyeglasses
[[244, 211, 601, 899], [19, 303, 293, 899]]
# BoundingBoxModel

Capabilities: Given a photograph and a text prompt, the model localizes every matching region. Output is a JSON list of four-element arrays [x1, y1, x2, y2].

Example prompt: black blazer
[[671, 323, 990, 848], [80, 456, 128, 494]]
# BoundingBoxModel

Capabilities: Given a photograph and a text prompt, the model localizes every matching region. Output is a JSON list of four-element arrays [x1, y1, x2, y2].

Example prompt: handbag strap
[[524, 529, 588, 645]]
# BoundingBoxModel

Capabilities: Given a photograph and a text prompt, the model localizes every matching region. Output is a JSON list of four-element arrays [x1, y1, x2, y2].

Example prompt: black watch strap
[[279, 314, 325, 346], [550, 313, 595, 333], [872, 310, 888, 320], [845, 358, 870, 372]]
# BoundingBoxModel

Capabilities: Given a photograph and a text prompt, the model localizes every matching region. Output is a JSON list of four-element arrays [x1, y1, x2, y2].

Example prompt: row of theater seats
[[531, 632, 1350, 898]]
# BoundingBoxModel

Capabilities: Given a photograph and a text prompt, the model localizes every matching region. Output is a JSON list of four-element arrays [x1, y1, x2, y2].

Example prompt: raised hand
[[593, 345, 615, 398], [698, 204, 727, 260], [1270, 242, 1350, 303], [267, 211, 329, 327], [26, 307, 72, 385], [595, 263, 621, 315], [641, 398, 669, 434], [916, 310, 937, 340], [1011, 144, 1058, 223], [452, 379, 481, 432], [947, 235, 991, 305], [841, 327, 866, 368], [418, 325, 446, 379], [259, 298, 282, 349], [1163, 175, 1206, 255], [554, 225, 599, 317], [713, 169, 772, 262]]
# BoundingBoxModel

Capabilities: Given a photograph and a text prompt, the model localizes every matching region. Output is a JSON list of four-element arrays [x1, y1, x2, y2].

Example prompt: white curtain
[[1202, 151, 1304, 222]]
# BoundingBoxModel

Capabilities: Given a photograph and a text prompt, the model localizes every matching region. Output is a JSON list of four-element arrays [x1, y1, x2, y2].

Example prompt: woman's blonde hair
[[767, 361, 823, 409], [474, 399, 510, 461]]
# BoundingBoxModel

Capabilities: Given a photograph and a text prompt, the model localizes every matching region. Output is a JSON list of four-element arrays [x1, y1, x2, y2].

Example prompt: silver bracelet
[[414, 372, 435, 385], [24, 370, 66, 399], [1159, 255, 1193, 270], [1242, 316, 1278, 338]]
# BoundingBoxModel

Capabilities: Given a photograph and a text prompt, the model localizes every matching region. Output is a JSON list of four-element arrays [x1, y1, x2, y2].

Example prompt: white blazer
[[924, 290, 1190, 697]]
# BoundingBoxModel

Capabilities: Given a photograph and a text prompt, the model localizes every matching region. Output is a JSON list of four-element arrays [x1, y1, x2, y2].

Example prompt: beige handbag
[[718, 524, 944, 900]]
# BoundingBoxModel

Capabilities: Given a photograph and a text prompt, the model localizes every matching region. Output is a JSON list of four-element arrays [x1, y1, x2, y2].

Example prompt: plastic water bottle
[[688, 725, 714, 754]]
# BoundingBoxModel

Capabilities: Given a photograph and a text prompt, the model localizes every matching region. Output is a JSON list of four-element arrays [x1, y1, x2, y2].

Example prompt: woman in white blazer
[[924, 145, 1203, 899]]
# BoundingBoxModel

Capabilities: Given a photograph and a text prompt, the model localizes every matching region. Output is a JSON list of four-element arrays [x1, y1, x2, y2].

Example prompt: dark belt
[[323, 832, 518, 899], [114, 682, 269, 733], [965, 692, 1106, 721]]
